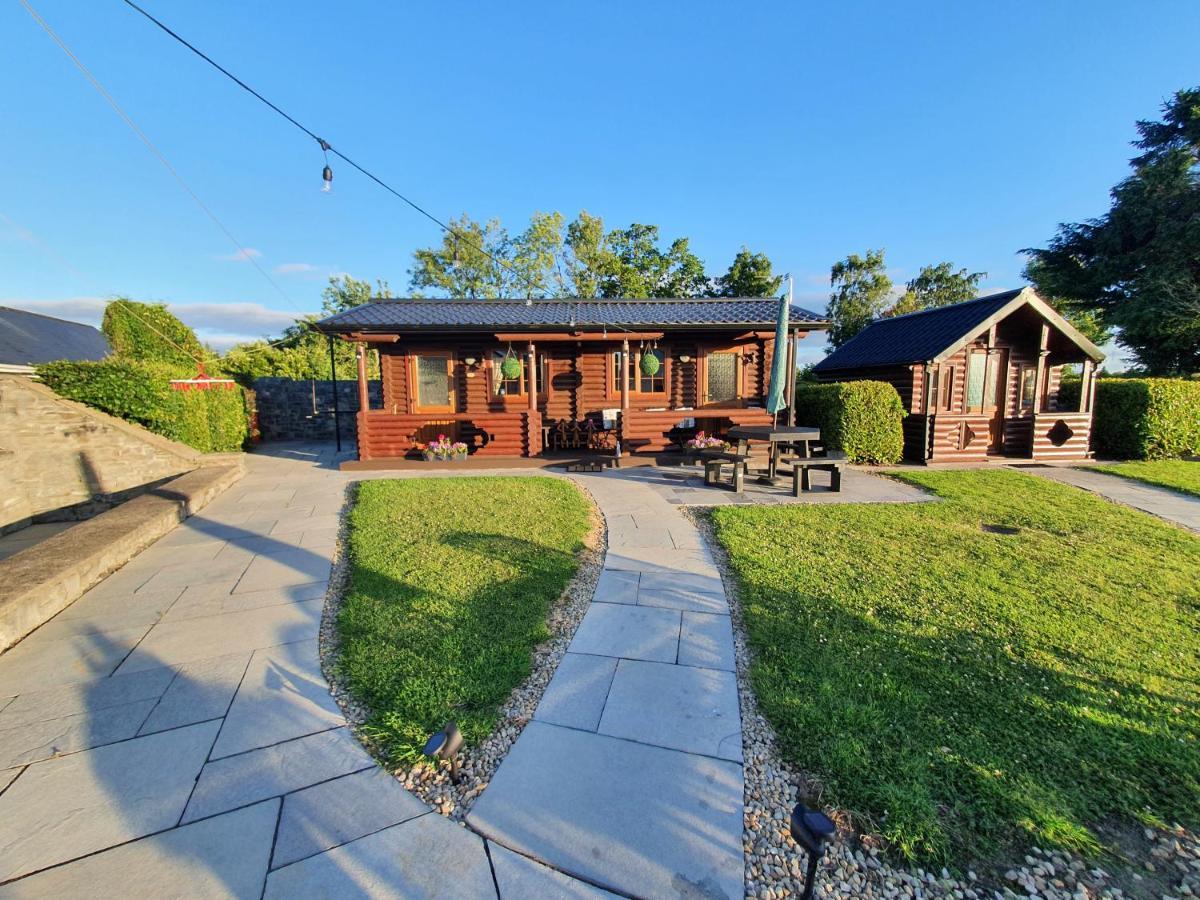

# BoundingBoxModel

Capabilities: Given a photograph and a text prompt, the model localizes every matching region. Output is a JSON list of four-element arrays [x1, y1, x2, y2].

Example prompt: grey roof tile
[[315, 298, 828, 331], [812, 290, 1022, 372], [0, 307, 110, 367]]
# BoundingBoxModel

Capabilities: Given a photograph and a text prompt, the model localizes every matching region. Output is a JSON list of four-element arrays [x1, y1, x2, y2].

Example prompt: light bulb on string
[[318, 138, 333, 194]]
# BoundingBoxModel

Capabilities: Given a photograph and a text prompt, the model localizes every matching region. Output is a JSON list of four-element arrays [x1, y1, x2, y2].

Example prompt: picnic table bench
[[702, 452, 752, 493], [791, 451, 847, 494]]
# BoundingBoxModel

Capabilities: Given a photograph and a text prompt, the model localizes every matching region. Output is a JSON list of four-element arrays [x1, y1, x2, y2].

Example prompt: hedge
[[36, 359, 248, 453], [794, 380, 905, 464], [1059, 377, 1200, 459]]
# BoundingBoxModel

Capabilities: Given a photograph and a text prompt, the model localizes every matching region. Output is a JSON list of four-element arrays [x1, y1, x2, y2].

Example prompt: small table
[[726, 425, 821, 483]]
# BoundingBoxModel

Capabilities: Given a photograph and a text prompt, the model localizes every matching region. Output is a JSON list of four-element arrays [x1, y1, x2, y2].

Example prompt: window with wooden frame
[[411, 352, 456, 413], [610, 347, 667, 396], [965, 351, 987, 411], [1019, 366, 1037, 412], [703, 350, 741, 405], [941, 367, 954, 411], [490, 350, 545, 397], [928, 367, 940, 412]]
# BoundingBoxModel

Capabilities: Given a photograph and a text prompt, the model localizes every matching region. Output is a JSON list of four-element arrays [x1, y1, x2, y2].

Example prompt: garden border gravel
[[319, 474, 606, 824], [686, 506, 1200, 900]]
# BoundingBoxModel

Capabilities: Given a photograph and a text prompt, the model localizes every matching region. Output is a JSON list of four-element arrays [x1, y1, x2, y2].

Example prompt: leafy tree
[[716, 247, 783, 297], [598, 224, 708, 297], [408, 212, 563, 298], [1024, 87, 1200, 373], [101, 298, 205, 369], [321, 274, 392, 315], [886, 262, 985, 316], [826, 249, 893, 349], [563, 211, 608, 297]]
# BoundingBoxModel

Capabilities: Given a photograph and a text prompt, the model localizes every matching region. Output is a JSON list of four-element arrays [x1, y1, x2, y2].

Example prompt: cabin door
[[984, 350, 1008, 453]]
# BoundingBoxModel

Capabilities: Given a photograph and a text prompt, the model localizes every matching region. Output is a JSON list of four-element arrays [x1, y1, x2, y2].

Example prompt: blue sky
[[3, 1, 1197, 365]]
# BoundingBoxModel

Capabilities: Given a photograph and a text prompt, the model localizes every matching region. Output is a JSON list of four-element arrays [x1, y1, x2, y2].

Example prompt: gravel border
[[319, 475, 605, 823], [686, 506, 1200, 900]]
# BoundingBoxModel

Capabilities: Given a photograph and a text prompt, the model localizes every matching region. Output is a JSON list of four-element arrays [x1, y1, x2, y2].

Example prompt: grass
[[337, 476, 591, 763], [709, 469, 1200, 866], [1090, 459, 1200, 499]]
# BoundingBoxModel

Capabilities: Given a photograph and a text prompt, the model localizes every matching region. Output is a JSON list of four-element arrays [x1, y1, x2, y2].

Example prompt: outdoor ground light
[[424, 721, 463, 784], [790, 802, 836, 900]]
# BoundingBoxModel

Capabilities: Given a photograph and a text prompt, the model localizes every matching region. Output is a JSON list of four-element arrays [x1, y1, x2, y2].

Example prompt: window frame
[[700, 347, 743, 406], [409, 351, 457, 414], [609, 346, 669, 398]]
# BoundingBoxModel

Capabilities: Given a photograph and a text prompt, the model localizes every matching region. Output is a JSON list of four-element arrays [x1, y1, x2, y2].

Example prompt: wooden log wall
[[1030, 412, 1092, 460], [355, 411, 527, 460], [619, 408, 772, 454]]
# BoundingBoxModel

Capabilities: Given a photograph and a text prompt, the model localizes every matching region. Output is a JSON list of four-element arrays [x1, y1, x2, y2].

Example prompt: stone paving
[[468, 469, 747, 898], [1019, 464, 1200, 531], [0, 444, 601, 898]]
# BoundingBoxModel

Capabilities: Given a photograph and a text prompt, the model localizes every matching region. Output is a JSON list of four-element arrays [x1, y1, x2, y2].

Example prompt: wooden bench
[[791, 451, 847, 494], [703, 453, 751, 493]]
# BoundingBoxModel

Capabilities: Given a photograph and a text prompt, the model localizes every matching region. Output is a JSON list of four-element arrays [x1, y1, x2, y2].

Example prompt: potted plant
[[685, 431, 730, 453], [421, 434, 469, 462]]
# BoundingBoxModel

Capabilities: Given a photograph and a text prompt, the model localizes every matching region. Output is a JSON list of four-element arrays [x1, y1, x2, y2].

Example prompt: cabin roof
[[0, 306, 110, 369], [812, 288, 1104, 373], [315, 297, 828, 333]]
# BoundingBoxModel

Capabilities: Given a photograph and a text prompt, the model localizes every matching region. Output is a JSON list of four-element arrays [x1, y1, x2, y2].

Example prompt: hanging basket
[[500, 355, 523, 380], [639, 352, 661, 377]]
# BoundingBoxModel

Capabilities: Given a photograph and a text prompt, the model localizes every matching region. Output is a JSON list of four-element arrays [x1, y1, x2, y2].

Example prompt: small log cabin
[[812, 288, 1105, 463], [315, 297, 827, 462]]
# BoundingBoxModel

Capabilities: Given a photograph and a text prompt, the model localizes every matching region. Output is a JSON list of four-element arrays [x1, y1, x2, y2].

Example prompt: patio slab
[[678, 611, 736, 672], [468, 721, 743, 899], [568, 603, 681, 663], [0, 720, 219, 882], [591, 568, 639, 605], [637, 571, 728, 614], [534, 652, 617, 731], [264, 813, 495, 899], [272, 767, 428, 870], [139, 651, 251, 734], [598, 659, 742, 761], [489, 842, 619, 898]]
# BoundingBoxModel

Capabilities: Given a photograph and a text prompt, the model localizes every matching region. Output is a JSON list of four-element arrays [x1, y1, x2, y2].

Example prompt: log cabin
[[811, 288, 1105, 463], [314, 297, 827, 462]]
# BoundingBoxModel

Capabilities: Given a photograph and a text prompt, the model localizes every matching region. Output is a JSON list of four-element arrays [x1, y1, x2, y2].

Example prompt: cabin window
[[611, 348, 666, 395], [965, 352, 986, 410], [705, 352, 739, 404], [412, 353, 454, 412], [928, 368, 939, 411], [491, 351, 545, 397], [1019, 366, 1037, 411], [942, 367, 954, 411]]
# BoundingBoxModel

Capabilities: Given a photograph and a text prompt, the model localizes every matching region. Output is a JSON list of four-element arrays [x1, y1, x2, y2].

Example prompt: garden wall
[[253, 377, 381, 442], [0, 374, 201, 532]]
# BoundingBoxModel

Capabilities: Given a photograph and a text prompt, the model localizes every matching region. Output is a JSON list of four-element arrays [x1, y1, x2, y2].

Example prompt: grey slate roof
[[315, 297, 828, 332], [812, 290, 1023, 372], [0, 307, 110, 367]]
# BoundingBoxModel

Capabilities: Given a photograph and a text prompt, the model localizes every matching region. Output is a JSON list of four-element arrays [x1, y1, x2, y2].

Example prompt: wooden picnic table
[[726, 424, 821, 483]]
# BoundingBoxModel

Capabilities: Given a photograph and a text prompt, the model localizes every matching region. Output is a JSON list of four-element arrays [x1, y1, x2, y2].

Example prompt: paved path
[[1020, 465, 1200, 532], [469, 469, 746, 899], [0, 445, 606, 898]]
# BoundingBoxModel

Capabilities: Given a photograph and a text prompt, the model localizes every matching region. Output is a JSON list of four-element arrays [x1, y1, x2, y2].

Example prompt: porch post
[[1034, 323, 1050, 413], [527, 341, 537, 412], [355, 343, 369, 413], [620, 338, 630, 410]]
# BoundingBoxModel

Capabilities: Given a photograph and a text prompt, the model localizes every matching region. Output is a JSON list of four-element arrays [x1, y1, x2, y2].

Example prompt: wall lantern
[[678, 354, 692, 363], [790, 802, 836, 900], [423, 721, 464, 784], [464, 357, 477, 367]]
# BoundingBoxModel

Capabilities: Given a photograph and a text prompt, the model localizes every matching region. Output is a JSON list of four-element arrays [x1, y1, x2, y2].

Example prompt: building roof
[[315, 297, 828, 333], [812, 288, 1104, 372], [0, 307, 110, 370]]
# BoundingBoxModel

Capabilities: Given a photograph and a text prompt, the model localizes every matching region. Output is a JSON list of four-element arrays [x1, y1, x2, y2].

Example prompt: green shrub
[[794, 380, 905, 464], [36, 360, 248, 453], [1060, 377, 1200, 459], [102, 299, 206, 368]]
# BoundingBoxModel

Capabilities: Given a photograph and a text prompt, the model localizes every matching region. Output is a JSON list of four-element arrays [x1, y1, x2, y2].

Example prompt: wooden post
[[1034, 323, 1050, 413], [620, 338, 630, 410], [355, 344, 369, 413], [527, 342, 537, 412]]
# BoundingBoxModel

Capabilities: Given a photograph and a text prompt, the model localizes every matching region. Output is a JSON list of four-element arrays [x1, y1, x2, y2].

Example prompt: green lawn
[[710, 469, 1200, 866], [337, 476, 591, 762], [1090, 459, 1200, 499]]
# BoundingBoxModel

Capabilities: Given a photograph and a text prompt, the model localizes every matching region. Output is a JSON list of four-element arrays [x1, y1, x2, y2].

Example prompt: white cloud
[[1, 297, 314, 353], [215, 248, 263, 263], [274, 262, 319, 275]]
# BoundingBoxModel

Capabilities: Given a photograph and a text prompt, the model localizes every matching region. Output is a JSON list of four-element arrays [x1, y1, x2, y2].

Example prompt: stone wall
[[0, 375, 201, 532], [252, 377, 381, 443]]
